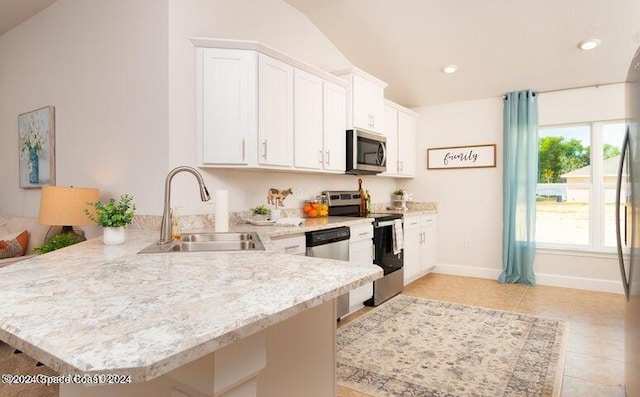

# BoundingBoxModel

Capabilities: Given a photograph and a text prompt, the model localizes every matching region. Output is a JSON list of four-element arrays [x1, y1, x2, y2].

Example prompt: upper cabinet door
[[352, 75, 385, 133], [397, 110, 416, 176], [294, 69, 323, 170], [323, 81, 346, 172], [382, 105, 399, 176], [258, 54, 294, 167], [200, 48, 257, 165]]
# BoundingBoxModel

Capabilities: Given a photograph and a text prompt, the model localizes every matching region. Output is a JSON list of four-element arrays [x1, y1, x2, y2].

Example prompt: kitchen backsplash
[[130, 201, 437, 231]]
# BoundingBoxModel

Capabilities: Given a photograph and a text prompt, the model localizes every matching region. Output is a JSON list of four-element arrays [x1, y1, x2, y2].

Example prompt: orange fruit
[[308, 209, 318, 218], [303, 204, 312, 213]]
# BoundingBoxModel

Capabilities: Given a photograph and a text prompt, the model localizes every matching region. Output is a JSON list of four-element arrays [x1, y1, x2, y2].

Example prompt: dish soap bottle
[[365, 190, 372, 214], [172, 206, 182, 240]]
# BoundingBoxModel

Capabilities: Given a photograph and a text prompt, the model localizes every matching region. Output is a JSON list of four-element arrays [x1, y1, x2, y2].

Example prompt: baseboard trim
[[433, 263, 623, 294]]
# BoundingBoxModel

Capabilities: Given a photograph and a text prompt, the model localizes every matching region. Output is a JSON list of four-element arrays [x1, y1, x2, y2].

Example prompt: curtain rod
[[502, 81, 625, 99]]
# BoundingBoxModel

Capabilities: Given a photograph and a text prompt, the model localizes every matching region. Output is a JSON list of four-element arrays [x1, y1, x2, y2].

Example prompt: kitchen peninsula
[[0, 222, 381, 397]]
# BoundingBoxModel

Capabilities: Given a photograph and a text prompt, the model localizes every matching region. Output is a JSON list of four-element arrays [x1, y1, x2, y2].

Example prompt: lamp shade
[[39, 186, 100, 226]]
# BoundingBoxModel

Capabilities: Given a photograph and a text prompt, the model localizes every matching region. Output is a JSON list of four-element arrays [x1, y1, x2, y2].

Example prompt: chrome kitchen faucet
[[159, 166, 210, 244]]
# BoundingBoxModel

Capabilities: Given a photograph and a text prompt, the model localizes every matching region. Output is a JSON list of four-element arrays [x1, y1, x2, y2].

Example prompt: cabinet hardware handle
[[371, 245, 375, 260], [262, 140, 268, 159], [242, 138, 246, 161], [319, 150, 323, 164], [400, 161, 404, 172], [371, 114, 375, 127], [358, 232, 369, 236], [326, 150, 330, 165], [284, 245, 300, 250]]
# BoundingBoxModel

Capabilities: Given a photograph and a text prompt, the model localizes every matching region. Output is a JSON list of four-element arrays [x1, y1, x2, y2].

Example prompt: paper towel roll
[[215, 190, 229, 232]]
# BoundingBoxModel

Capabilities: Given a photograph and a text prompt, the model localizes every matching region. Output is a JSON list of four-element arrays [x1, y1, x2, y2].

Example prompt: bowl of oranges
[[302, 199, 328, 218]]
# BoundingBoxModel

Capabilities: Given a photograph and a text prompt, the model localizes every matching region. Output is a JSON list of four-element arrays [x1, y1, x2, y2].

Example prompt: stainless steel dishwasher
[[305, 226, 351, 319]]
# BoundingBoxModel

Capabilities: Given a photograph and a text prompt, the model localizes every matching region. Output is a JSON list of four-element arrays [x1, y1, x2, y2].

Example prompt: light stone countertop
[[0, 220, 382, 383], [377, 208, 438, 217]]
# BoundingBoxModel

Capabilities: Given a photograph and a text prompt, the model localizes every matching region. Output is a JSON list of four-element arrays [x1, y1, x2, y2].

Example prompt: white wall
[[402, 84, 627, 292], [166, 0, 397, 215], [402, 98, 504, 276], [0, 0, 169, 218], [0, 0, 399, 220]]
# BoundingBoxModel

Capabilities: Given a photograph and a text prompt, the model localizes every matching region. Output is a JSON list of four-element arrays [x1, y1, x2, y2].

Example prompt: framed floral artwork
[[18, 106, 55, 188]]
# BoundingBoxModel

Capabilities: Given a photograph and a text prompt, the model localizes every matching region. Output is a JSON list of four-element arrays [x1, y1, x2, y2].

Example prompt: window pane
[[603, 122, 626, 248], [537, 125, 591, 245]]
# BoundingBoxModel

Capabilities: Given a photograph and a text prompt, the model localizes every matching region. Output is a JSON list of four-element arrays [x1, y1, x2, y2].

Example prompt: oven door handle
[[375, 219, 402, 228]]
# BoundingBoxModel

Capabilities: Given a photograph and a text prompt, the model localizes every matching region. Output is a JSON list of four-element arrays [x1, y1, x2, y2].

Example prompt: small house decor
[[427, 144, 497, 170], [85, 194, 136, 245], [267, 188, 293, 207], [249, 204, 271, 221], [18, 106, 55, 188]]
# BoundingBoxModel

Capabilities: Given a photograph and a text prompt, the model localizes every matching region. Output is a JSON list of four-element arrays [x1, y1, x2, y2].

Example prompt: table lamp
[[38, 186, 100, 241]]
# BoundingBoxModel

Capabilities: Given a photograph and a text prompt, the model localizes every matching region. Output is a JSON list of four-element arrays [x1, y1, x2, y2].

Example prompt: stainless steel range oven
[[323, 190, 403, 306]]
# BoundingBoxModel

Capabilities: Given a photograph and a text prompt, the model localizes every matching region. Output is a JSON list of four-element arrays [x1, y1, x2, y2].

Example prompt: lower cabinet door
[[349, 240, 374, 311]]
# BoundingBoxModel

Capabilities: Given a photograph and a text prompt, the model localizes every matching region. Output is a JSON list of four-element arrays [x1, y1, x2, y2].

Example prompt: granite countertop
[[378, 208, 438, 217], [0, 220, 382, 383]]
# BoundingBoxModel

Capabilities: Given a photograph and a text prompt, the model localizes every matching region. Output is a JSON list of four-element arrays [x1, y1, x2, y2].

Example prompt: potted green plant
[[34, 232, 84, 254], [85, 194, 136, 245], [392, 188, 405, 201], [249, 204, 271, 221]]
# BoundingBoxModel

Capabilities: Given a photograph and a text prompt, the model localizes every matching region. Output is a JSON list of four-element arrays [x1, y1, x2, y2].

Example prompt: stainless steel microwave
[[346, 129, 387, 175]]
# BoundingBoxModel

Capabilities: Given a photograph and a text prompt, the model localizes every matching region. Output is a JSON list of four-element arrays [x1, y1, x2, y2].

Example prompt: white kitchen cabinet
[[382, 100, 417, 178], [403, 214, 437, 285], [397, 110, 417, 176], [403, 215, 422, 285], [293, 73, 347, 173], [294, 69, 323, 170], [337, 67, 387, 134], [382, 104, 399, 176], [258, 53, 294, 167], [322, 81, 347, 172], [422, 215, 437, 272], [348, 223, 374, 313], [271, 233, 306, 256], [195, 40, 348, 174], [199, 48, 257, 165]]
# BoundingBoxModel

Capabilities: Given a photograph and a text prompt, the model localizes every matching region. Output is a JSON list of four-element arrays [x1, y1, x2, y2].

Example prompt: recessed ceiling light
[[578, 38, 601, 50], [442, 65, 458, 74]]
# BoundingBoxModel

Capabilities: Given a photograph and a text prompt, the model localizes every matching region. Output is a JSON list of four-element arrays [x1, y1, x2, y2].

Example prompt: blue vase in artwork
[[28, 147, 39, 184]]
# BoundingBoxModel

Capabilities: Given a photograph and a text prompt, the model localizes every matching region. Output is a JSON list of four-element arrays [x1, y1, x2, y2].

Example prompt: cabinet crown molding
[[333, 66, 388, 88], [191, 37, 348, 88], [384, 99, 418, 117]]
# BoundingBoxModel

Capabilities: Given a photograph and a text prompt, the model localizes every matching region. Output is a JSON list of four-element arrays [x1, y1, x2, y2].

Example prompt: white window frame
[[536, 119, 626, 255]]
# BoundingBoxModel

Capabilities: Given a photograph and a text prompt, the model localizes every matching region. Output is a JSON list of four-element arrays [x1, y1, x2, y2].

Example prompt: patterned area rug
[[337, 295, 567, 397]]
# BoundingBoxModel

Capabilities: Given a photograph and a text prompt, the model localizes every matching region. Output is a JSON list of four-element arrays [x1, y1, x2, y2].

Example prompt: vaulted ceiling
[[3, 1, 639, 108], [285, 0, 640, 107], [0, 0, 55, 36]]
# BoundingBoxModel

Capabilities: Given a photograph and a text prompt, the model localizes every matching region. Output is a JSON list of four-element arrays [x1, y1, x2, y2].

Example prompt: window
[[536, 120, 626, 251]]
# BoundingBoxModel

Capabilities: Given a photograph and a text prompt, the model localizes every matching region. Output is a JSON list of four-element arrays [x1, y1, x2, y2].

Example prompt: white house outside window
[[536, 120, 626, 251]]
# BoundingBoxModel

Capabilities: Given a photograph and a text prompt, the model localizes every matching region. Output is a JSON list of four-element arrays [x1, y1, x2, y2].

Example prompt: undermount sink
[[138, 232, 265, 254]]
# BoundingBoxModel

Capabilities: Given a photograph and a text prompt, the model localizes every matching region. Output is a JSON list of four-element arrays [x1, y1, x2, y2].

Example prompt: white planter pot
[[270, 209, 281, 221], [103, 226, 126, 245]]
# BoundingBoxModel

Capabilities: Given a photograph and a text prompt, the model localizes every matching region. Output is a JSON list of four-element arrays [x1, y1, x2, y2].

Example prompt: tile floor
[[337, 273, 626, 397]]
